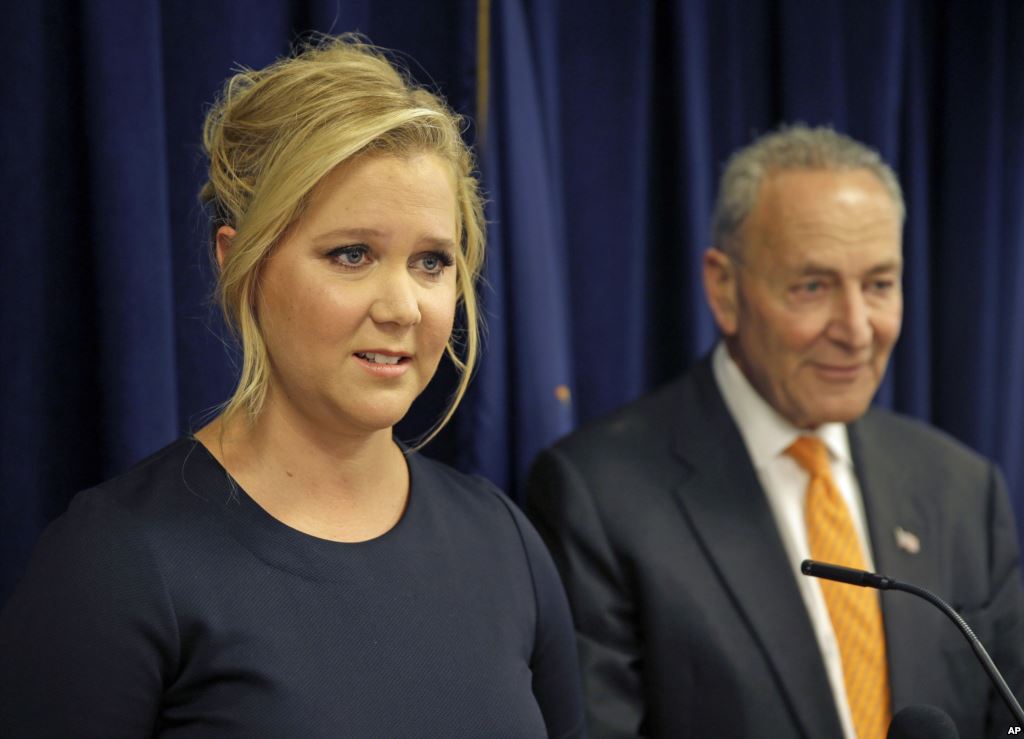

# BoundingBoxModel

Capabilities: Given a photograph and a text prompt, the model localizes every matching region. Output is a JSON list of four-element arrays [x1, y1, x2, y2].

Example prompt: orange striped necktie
[[786, 436, 892, 739]]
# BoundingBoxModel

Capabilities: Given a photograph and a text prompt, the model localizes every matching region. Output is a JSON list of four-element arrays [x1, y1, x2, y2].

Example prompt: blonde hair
[[199, 34, 485, 448]]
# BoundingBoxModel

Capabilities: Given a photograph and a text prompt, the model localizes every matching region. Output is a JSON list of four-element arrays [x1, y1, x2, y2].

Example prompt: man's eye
[[795, 280, 826, 294], [328, 245, 370, 267]]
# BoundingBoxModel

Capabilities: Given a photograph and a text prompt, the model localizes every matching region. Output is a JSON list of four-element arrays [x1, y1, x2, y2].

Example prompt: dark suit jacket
[[526, 359, 1024, 738]]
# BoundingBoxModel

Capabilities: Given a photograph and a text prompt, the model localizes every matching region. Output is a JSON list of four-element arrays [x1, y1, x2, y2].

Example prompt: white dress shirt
[[711, 342, 877, 739]]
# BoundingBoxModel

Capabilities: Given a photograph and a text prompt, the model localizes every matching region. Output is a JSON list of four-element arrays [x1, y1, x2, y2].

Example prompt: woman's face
[[255, 152, 458, 437]]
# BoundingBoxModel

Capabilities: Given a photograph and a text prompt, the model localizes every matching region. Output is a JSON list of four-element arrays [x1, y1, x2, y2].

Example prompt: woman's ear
[[702, 247, 740, 336], [215, 226, 237, 270]]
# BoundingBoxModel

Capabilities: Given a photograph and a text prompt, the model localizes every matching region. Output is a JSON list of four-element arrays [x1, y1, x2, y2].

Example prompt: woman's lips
[[353, 352, 412, 377]]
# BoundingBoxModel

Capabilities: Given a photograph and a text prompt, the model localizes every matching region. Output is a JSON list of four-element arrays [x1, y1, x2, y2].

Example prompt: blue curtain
[[2, 0, 1023, 605], [462, 0, 576, 492]]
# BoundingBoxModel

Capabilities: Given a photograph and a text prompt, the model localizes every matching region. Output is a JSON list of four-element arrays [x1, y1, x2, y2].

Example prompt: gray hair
[[711, 124, 905, 253]]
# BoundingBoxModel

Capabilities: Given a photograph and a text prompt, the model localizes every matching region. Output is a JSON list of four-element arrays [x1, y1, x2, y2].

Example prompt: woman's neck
[[194, 402, 410, 542]]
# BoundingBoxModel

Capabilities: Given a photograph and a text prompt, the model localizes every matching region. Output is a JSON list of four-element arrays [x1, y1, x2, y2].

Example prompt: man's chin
[[797, 397, 874, 428]]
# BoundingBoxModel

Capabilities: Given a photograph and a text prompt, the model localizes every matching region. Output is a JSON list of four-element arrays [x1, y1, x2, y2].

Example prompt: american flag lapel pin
[[894, 526, 921, 555]]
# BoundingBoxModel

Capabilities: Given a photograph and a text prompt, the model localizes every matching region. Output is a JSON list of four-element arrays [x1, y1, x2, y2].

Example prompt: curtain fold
[[80, 0, 180, 471], [466, 0, 576, 493], [2, 0, 1022, 602]]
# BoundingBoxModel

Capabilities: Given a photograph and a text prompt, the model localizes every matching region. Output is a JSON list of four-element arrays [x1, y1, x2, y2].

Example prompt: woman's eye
[[328, 245, 370, 268], [415, 251, 455, 276]]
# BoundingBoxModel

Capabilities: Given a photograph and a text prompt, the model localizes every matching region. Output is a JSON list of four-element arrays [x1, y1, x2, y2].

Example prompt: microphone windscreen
[[887, 704, 959, 739]]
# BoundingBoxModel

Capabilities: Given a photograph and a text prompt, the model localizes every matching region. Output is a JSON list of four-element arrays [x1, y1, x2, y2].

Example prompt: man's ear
[[215, 226, 237, 270], [702, 247, 740, 336]]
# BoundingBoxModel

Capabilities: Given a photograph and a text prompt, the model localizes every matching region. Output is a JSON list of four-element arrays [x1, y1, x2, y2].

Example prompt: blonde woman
[[0, 36, 584, 737]]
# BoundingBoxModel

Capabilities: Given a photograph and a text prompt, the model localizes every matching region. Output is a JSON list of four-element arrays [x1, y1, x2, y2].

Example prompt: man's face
[[707, 168, 904, 429]]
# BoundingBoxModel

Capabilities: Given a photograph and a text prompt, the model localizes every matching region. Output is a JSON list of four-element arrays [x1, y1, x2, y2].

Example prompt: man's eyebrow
[[795, 264, 836, 275], [865, 259, 903, 274], [792, 259, 903, 276]]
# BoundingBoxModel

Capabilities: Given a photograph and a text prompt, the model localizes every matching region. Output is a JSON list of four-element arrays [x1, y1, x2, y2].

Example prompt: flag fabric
[[461, 0, 575, 497]]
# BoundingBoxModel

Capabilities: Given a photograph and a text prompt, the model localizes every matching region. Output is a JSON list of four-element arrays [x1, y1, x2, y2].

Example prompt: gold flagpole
[[476, 0, 491, 147]]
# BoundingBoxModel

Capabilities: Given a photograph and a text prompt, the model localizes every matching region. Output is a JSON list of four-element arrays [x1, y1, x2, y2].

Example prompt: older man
[[526, 126, 1024, 738]]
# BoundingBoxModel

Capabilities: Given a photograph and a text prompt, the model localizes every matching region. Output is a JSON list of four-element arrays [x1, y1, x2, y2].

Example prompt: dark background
[[2, 0, 1022, 604]]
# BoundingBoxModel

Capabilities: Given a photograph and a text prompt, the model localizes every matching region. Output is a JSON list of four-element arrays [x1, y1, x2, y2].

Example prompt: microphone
[[886, 704, 959, 738], [801, 559, 1024, 727]]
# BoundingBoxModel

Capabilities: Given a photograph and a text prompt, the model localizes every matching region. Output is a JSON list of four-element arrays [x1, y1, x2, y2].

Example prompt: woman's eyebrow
[[312, 227, 385, 243], [313, 227, 456, 250]]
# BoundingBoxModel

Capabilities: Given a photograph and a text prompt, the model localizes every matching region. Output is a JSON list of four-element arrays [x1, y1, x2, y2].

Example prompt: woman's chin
[[333, 402, 414, 437]]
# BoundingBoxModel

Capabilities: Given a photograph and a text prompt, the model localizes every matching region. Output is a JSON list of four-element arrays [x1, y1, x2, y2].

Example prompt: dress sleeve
[[0, 489, 177, 738], [506, 496, 587, 739], [526, 446, 646, 739]]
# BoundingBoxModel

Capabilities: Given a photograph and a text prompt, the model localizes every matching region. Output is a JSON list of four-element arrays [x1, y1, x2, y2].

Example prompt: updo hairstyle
[[199, 34, 485, 445]]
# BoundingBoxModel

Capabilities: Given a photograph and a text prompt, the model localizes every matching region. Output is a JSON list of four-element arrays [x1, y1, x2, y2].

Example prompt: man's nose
[[826, 286, 872, 348]]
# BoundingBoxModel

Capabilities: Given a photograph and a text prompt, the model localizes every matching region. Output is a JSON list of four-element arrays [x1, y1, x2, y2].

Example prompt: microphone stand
[[801, 559, 1024, 727]]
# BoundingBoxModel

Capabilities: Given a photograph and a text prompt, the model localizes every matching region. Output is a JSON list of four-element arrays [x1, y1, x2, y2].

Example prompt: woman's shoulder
[[405, 452, 551, 563], [85, 437, 221, 512], [38, 438, 231, 575], [0, 449, 186, 734], [4, 438, 241, 659], [406, 452, 521, 520]]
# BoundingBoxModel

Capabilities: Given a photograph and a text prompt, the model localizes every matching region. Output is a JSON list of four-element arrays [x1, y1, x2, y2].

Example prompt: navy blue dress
[[0, 439, 585, 738]]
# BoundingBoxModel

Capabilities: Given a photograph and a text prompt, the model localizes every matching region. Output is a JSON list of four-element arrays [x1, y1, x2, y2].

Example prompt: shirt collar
[[711, 342, 852, 469]]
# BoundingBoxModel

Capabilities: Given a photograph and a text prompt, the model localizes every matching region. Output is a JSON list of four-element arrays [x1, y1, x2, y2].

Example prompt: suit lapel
[[850, 413, 943, 709], [670, 362, 844, 738]]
